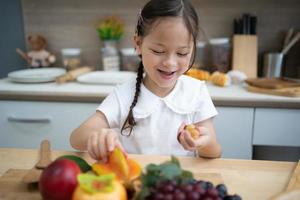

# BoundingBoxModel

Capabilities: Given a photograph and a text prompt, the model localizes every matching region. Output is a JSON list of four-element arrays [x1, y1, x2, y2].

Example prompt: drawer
[[214, 106, 254, 159], [0, 101, 98, 150], [253, 108, 300, 146]]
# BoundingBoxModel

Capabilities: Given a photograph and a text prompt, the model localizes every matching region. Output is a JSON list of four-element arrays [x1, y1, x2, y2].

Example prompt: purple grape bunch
[[145, 179, 242, 200]]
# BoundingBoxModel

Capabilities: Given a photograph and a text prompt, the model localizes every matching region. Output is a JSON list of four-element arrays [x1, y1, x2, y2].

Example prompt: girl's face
[[135, 17, 194, 97]]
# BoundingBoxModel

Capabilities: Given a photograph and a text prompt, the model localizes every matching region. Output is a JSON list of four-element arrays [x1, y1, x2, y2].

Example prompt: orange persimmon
[[72, 173, 127, 200], [92, 147, 141, 184]]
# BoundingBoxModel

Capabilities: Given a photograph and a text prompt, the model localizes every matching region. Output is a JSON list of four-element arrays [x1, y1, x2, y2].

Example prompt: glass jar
[[209, 38, 231, 73], [61, 48, 82, 71], [120, 48, 140, 71], [101, 40, 120, 71]]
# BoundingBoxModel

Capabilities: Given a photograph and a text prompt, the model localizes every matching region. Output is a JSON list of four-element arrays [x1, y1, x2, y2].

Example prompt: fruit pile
[[39, 147, 140, 200], [145, 180, 241, 200], [135, 156, 242, 200], [38, 149, 242, 200]]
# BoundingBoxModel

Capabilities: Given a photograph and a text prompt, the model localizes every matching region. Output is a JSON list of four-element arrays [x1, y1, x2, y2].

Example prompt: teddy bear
[[16, 34, 56, 68]]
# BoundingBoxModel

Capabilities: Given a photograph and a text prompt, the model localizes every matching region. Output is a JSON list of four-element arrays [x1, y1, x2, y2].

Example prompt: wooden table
[[0, 148, 296, 200]]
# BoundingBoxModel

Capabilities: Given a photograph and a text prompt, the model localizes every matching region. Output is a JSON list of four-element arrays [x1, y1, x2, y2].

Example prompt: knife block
[[232, 35, 258, 78]]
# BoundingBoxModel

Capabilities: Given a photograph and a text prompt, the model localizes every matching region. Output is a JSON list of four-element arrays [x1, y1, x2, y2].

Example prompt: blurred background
[[1, 0, 300, 77]]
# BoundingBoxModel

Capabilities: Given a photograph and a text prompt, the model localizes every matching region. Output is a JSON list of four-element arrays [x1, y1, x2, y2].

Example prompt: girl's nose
[[162, 54, 176, 68]]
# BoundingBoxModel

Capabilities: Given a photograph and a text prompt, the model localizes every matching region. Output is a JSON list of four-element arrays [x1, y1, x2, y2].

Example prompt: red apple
[[39, 159, 81, 200]]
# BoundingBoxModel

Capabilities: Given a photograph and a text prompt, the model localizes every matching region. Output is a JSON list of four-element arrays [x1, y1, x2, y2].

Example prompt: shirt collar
[[133, 75, 203, 118]]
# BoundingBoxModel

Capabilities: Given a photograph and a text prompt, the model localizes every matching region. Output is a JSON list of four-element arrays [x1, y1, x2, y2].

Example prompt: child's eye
[[177, 52, 189, 57], [151, 49, 164, 54]]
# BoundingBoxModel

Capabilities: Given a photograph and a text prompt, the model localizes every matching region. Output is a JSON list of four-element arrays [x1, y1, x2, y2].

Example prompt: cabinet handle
[[7, 115, 51, 123]]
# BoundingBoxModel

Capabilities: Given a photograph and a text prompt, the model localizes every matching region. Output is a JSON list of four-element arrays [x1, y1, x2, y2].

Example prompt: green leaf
[[180, 170, 194, 184], [159, 162, 182, 179], [145, 163, 160, 173], [171, 155, 180, 167]]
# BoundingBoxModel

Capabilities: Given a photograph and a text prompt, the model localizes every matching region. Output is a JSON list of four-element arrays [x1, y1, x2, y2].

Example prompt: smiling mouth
[[158, 69, 175, 76]]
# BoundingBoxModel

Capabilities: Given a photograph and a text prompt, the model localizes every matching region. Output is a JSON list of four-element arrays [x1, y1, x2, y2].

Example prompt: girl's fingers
[[91, 133, 101, 160], [179, 131, 194, 151], [196, 126, 208, 136], [178, 122, 187, 132], [183, 131, 196, 148], [87, 135, 97, 160], [98, 132, 108, 162], [106, 133, 117, 152], [195, 134, 210, 148], [177, 122, 187, 143]]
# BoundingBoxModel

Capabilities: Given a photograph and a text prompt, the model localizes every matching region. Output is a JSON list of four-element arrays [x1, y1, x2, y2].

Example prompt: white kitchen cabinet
[[0, 101, 255, 159], [2, 100, 298, 161], [214, 106, 254, 159], [0, 101, 98, 150], [253, 108, 300, 146]]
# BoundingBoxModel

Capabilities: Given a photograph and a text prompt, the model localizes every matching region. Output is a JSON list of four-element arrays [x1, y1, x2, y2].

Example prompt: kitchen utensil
[[245, 78, 300, 89], [271, 160, 300, 200], [282, 28, 294, 51], [232, 35, 258, 78], [233, 14, 257, 35], [263, 53, 284, 78], [8, 68, 66, 83], [55, 66, 95, 83], [22, 140, 52, 184], [76, 71, 136, 85], [281, 32, 300, 55], [246, 85, 300, 97], [286, 160, 300, 191]]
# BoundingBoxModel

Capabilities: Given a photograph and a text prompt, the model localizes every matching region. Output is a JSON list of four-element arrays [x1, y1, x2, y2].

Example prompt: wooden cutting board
[[271, 160, 300, 200], [0, 169, 223, 199], [286, 160, 300, 191], [0, 169, 41, 200], [246, 85, 300, 97], [245, 78, 300, 89]]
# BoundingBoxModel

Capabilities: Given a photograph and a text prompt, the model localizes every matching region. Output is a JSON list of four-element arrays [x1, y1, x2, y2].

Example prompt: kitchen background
[[0, 0, 300, 162], [1, 0, 300, 77]]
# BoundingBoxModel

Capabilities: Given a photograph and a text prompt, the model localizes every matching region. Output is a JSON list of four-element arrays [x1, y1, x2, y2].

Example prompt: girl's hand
[[86, 128, 126, 162], [177, 123, 211, 151]]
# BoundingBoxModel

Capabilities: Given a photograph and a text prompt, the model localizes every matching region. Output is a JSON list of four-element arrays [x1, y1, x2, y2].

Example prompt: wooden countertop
[[0, 148, 296, 200], [1, 78, 300, 108]]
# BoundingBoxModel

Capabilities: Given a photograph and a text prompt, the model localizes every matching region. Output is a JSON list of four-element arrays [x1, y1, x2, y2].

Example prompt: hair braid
[[121, 61, 144, 136]]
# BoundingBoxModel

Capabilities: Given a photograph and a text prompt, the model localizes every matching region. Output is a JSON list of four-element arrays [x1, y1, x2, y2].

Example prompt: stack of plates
[[76, 71, 136, 85], [7, 68, 66, 83]]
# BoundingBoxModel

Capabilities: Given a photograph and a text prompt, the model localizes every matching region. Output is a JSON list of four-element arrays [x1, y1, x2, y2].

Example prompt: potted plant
[[96, 16, 124, 71]]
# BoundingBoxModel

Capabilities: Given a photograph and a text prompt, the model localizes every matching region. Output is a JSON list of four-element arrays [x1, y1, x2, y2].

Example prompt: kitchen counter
[[0, 78, 300, 108], [0, 148, 296, 200]]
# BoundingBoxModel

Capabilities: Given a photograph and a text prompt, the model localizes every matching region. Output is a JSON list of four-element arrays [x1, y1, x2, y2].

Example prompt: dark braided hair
[[121, 0, 200, 136], [121, 62, 144, 135]]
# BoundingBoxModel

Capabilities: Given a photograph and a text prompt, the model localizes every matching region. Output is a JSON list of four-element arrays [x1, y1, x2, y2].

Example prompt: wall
[[21, 0, 300, 74], [0, 0, 26, 78]]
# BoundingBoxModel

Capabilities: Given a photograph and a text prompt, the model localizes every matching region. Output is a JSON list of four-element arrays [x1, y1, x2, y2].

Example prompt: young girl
[[70, 0, 221, 161]]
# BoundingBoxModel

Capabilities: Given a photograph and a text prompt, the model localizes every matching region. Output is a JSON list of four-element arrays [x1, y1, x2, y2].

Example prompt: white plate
[[8, 68, 66, 83], [76, 71, 136, 85]]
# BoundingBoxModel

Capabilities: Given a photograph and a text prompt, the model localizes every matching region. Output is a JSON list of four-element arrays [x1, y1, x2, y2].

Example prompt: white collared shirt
[[97, 75, 218, 156]]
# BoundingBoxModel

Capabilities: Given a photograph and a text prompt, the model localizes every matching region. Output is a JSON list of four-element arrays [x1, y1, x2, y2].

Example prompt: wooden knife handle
[[35, 140, 52, 169], [286, 160, 300, 191]]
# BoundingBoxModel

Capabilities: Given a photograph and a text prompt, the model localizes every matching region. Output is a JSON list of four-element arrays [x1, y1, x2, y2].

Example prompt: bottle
[[101, 40, 120, 71]]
